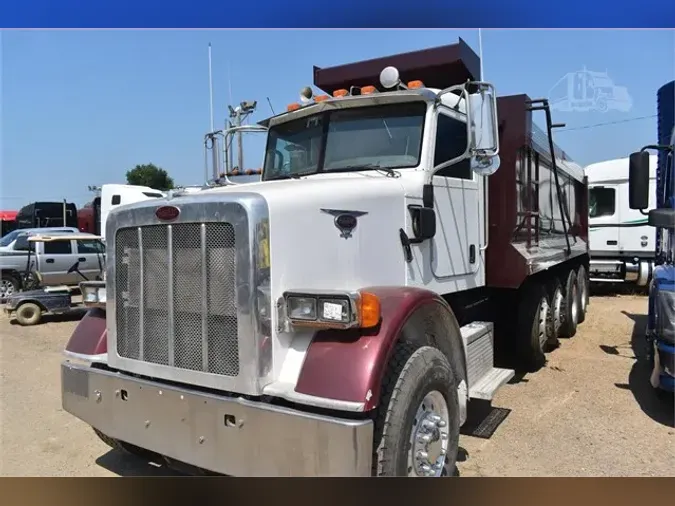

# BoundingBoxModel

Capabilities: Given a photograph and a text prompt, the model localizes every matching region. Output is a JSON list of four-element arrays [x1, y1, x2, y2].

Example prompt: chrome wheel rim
[[539, 297, 550, 349], [1, 279, 15, 299], [551, 289, 563, 337], [408, 390, 450, 477], [571, 284, 579, 324], [579, 275, 587, 313]]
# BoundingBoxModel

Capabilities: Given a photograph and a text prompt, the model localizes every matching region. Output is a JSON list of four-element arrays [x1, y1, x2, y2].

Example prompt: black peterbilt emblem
[[320, 209, 368, 239]]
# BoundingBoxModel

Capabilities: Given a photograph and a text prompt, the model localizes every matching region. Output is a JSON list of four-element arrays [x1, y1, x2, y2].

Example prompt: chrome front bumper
[[61, 362, 373, 476]]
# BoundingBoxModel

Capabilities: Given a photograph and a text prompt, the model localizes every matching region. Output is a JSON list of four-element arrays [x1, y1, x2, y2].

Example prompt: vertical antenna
[[208, 43, 215, 133], [227, 60, 233, 106], [478, 28, 484, 80]]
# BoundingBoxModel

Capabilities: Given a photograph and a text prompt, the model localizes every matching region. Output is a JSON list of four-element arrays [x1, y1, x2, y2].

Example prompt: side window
[[111, 195, 121, 205], [434, 113, 471, 179], [77, 240, 105, 254], [14, 235, 29, 251], [44, 241, 73, 255], [589, 187, 616, 218]]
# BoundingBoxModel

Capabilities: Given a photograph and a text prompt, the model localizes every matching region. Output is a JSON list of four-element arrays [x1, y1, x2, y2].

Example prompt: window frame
[[431, 107, 475, 183], [589, 186, 617, 218]]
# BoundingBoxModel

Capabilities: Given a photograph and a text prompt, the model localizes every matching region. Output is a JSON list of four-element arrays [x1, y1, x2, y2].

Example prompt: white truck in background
[[99, 185, 165, 240], [586, 155, 658, 286]]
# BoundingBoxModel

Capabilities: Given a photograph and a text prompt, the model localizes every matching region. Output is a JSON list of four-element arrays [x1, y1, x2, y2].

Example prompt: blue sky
[[2, 29, 674, 208]]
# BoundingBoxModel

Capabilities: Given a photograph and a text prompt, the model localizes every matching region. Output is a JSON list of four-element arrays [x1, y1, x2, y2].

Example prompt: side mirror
[[628, 151, 650, 210], [648, 208, 675, 229], [468, 83, 500, 176], [410, 206, 436, 241]]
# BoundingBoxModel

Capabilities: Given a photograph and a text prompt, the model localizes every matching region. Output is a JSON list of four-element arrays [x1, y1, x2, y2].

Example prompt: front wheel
[[1, 273, 19, 300], [373, 344, 460, 477]]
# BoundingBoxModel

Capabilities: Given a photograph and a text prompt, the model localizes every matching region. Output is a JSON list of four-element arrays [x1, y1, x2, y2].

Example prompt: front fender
[[64, 308, 107, 357], [294, 286, 467, 412]]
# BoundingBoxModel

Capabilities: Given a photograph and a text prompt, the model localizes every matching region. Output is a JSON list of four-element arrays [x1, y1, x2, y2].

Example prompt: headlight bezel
[[280, 289, 380, 330], [80, 281, 107, 308]]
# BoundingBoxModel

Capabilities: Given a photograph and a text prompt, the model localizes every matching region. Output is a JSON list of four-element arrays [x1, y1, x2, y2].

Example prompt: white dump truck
[[61, 40, 590, 477]]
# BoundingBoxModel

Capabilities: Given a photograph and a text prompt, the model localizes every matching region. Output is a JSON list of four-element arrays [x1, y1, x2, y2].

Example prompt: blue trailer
[[628, 80, 675, 396]]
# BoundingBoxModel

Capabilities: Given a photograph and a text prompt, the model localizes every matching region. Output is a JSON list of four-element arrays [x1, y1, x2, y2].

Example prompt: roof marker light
[[287, 103, 301, 112], [361, 85, 377, 95], [407, 80, 425, 89], [333, 89, 349, 98], [314, 94, 329, 102]]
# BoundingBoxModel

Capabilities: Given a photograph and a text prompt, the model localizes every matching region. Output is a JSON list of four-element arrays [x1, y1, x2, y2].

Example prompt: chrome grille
[[115, 223, 239, 376]]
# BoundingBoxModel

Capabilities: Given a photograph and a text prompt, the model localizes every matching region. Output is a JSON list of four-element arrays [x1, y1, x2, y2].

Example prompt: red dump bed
[[489, 95, 588, 289], [313, 39, 589, 290]]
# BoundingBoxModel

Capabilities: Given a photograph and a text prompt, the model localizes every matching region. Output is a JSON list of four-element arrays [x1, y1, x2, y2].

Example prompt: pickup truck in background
[[1, 231, 105, 300]]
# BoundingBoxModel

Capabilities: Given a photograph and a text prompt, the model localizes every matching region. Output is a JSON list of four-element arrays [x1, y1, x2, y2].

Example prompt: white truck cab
[[586, 155, 658, 286]]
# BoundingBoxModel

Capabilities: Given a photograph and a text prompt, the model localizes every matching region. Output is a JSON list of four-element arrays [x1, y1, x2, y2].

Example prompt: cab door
[[38, 239, 77, 285], [430, 109, 482, 287]]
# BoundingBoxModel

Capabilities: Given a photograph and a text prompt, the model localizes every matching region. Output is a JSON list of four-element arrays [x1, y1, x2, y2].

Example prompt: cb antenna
[[266, 97, 276, 115]]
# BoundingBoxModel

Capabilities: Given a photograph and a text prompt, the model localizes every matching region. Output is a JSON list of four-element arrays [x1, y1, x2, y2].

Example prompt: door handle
[[45, 258, 54, 264], [78, 257, 86, 262], [606, 240, 617, 246]]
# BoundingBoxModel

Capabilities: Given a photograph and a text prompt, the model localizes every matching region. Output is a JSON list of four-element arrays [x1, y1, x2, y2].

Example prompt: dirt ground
[[0, 294, 673, 477]]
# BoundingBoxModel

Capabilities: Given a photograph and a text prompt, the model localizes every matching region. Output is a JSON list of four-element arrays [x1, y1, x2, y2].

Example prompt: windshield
[[263, 102, 426, 180], [0, 230, 21, 247]]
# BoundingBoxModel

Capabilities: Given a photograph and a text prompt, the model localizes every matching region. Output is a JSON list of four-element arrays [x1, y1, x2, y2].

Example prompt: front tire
[[373, 344, 460, 477]]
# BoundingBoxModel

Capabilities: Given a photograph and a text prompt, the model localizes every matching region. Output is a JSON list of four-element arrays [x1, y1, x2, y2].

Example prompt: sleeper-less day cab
[[61, 40, 590, 477]]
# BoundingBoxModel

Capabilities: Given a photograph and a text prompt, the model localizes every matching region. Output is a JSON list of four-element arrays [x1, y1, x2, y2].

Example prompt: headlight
[[282, 290, 380, 329], [80, 281, 107, 308]]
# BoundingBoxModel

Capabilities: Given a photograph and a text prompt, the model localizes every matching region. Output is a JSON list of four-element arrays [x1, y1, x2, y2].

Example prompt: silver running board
[[468, 367, 514, 400], [460, 321, 515, 401]]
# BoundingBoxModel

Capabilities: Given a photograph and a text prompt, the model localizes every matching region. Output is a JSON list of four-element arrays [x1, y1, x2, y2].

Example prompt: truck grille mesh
[[115, 223, 239, 376]]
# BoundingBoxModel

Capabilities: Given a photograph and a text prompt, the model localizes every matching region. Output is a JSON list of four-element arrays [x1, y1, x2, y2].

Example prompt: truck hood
[[201, 172, 411, 292]]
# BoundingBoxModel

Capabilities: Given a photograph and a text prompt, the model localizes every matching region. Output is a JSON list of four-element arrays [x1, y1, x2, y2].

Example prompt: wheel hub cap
[[408, 391, 449, 477], [1, 280, 14, 298]]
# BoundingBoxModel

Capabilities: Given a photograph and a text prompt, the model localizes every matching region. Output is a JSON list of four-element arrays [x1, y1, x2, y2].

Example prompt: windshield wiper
[[267, 170, 318, 181], [328, 164, 400, 178]]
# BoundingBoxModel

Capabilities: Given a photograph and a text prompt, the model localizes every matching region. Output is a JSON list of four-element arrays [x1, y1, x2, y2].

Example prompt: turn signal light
[[358, 291, 381, 328]]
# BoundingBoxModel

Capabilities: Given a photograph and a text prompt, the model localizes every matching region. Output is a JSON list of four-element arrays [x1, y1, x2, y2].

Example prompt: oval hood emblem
[[156, 205, 180, 221]]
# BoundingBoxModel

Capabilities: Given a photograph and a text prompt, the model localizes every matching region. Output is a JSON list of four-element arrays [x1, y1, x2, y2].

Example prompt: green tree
[[126, 163, 175, 191]]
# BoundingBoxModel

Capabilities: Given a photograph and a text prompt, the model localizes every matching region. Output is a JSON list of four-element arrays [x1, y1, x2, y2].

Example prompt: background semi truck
[[61, 40, 590, 477], [586, 155, 657, 286], [628, 80, 675, 395]]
